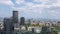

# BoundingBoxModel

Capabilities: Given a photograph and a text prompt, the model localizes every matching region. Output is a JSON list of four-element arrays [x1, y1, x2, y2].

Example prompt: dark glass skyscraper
[[13, 10, 18, 23], [40, 26, 51, 34], [4, 18, 14, 34], [20, 17, 25, 25]]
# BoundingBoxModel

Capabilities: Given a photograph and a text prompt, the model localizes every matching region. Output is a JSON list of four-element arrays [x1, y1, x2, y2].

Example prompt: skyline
[[0, 0, 60, 19]]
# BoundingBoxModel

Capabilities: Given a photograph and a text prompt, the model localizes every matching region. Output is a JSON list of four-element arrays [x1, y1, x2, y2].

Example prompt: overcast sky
[[0, 0, 60, 19]]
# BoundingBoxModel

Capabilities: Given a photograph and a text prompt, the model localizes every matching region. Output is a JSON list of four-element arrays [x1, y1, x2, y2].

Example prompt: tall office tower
[[28, 19, 31, 26], [4, 18, 14, 34], [13, 10, 18, 23], [20, 17, 25, 25]]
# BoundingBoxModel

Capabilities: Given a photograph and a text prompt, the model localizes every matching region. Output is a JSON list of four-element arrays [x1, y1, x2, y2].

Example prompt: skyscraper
[[28, 19, 31, 25], [20, 17, 25, 25], [4, 18, 14, 34], [40, 26, 51, 34], [13, 10, 18, 23]]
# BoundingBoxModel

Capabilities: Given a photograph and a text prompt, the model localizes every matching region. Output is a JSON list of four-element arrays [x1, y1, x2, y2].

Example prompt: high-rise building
[[4, 18, 14, 34], [32, 28, 34, 33], [40, 26, 51, 34], [20, 17, 25, 25], [28, 19, 31, 25], [13, 10, 18, 23], [0, 22, 4, 34]]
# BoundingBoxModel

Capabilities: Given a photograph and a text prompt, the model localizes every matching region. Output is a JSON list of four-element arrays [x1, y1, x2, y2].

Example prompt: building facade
[[13, 10, 18, 23], [4, 18, 14, 34], [20, 17, 25, 25]]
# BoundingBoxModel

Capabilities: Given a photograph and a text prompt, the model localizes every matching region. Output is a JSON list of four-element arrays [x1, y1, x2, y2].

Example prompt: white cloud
[[16, 0, 25, 4], [0, 0, 10, 1], [34, 0, 49, 2], [12, 0, 60, 18], [33, 0, 60, 7], [52, 0, 60, 6], [0, 0, 14, 6], [15, 0, 60, 9]]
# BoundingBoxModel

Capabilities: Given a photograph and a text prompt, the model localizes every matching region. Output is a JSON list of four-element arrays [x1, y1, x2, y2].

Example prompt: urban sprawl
[[0, 10, 60, 34]]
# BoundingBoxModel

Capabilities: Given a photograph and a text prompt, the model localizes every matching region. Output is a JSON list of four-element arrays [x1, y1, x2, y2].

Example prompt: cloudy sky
[[0, 0, 60, 19]]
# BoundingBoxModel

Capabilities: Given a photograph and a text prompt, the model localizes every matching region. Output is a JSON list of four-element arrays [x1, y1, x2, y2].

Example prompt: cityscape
[[0, 0, 60, 34], [0, 11, 60, 34]]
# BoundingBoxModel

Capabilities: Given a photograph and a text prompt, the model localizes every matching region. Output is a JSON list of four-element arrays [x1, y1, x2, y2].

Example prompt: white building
[[0, 21, 4, 30]]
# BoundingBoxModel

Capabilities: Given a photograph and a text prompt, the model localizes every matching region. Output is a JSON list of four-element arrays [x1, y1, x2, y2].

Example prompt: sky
[[0, 0, 60, 19]]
